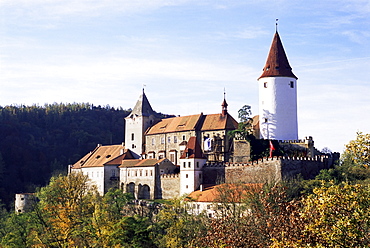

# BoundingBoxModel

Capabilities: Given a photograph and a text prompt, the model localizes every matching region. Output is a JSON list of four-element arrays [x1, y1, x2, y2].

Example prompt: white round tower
[[258, 31, 298, 141]]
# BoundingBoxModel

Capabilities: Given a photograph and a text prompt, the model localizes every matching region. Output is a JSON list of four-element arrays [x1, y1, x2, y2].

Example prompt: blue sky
[[1, 0, 370, 153]]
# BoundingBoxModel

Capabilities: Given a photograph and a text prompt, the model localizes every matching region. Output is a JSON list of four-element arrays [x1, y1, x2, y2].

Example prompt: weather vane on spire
[[276, 19, 279, 32]]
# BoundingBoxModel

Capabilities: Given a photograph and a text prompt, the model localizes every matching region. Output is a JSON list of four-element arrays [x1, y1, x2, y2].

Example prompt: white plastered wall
[[258, 76, 298, 140]]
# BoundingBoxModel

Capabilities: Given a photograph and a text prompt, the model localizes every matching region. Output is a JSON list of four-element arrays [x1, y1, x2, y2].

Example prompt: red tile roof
[[119, 158, 166, 168], [180, 136, 206, 159], [145, 112, 237, 135], [201, 113, 238, 131], [145, 114, 202, 135], [259, 31, 297, 80], [71, 144, 133, 169], [186, 183, 262, 203]]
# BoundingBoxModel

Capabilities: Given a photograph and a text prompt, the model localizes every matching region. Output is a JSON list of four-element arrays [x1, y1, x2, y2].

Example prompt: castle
[[65, 30, 336, 202]]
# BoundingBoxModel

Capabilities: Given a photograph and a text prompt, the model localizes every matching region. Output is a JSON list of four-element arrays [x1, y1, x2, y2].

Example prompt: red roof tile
[[180, 136, 206, 159], [186, 183, 262, 202], [71, 144, 128, 168]]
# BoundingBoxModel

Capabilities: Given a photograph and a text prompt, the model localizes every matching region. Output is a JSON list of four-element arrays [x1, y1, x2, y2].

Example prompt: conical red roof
[[258, 32, 297, 80]]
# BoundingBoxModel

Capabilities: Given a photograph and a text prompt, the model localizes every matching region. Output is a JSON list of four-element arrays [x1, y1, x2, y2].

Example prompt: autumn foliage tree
[[34, 172, 102, 247]]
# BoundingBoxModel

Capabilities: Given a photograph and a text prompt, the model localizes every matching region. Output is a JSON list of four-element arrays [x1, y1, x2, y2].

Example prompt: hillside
[[0, 103, 130, 208]]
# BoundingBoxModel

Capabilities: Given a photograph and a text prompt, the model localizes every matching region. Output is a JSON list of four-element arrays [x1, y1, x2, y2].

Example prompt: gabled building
[[143, 96, 238, 164], [70, 144, 134, 195]]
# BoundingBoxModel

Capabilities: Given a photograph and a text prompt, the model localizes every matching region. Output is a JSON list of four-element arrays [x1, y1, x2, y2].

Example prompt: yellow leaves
[[344, 131, 370, 167], [301, 182, 370, 247]]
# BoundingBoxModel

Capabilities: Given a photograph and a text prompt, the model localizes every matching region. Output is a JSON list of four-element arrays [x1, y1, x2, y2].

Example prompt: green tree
[[34, 172, 102, 247], [238, 105, 252, 122], [152, 198, 207, 248], [301, 182, 370, 247]]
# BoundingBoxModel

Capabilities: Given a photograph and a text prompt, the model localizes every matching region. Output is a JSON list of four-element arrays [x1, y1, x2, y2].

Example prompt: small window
[[186, 174, 188, 178], [170, 153, 175, 162], [264, 82, 267, 88], [290, 81, 294, 88], [182, 135, 186, 141], [186, 185, 188, 189], [161, 137, 164, 144], [264, 118, 268, 123], [131, 133, 134, 141], [174, 136, 178, 143], [152, 138, 155, 145], [196, 162, 199, 168], [199, 174, 202, 178], [183, 162, 186, 168], [132, 144, 135, 149], [168, 136, 171, 143], [188, 162, 191, 168]]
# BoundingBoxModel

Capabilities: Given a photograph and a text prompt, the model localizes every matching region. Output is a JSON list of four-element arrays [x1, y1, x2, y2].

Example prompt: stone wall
[[203, 155, 333, 185], [160, 174, 180, 199], [232, 140, 251, 163]]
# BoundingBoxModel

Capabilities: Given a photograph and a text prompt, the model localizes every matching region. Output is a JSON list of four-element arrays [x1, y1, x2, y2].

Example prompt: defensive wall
[[203, 155, 334, 185]]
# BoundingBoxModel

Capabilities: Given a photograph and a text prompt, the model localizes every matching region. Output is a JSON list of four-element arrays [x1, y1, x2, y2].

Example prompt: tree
[[34, 172, 102, 247], [343, 131, 370, 167], [229, 105, 253, 141], [301, 182, 370, 247], [152, 198, 207, 248], [238, 105, 252, 122]]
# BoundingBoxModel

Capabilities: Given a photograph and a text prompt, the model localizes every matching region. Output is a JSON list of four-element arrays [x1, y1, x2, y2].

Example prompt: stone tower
[[258, 30, 298, 140], [125, 90, 160, 158]]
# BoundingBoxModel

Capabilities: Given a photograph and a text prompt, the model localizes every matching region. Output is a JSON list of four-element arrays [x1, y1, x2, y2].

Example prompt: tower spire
[[258, 29, 297, 80], [275, 19, 278, 32], [222, 89, 228, 116]]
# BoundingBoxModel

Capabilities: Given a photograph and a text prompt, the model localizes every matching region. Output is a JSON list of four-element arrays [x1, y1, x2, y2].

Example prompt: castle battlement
[[204, 155, 331, 168], [160, 173, 180, 179]]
